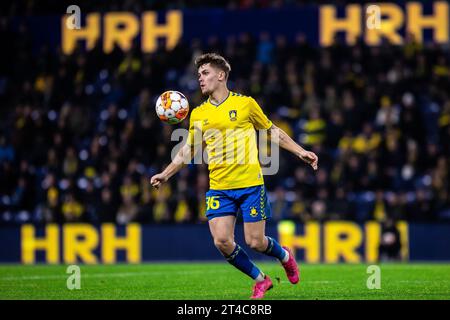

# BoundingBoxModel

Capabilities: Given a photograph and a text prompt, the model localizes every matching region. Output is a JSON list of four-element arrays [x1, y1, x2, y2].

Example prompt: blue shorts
[[205, 185, 272, 223]]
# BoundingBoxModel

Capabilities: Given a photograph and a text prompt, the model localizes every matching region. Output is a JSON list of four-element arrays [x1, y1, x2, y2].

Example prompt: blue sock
[[225, 244, 262, 280], [263, 236, 287, 262]]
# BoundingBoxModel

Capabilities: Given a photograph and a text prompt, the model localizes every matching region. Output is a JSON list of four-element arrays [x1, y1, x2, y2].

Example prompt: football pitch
[[1, 263, 449, 300]]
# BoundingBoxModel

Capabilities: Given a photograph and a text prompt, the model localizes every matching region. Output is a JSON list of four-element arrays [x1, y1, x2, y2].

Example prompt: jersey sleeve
[[248, 97, 273, 130], [186, 108, 202, 147]]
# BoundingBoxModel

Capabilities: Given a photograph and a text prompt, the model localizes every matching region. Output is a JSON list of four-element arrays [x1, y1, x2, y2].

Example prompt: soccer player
[[151, 53, 318, 299]]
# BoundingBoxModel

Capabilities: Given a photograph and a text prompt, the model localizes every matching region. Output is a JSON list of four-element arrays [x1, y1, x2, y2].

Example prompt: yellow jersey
[[187, 91, 273, 190]]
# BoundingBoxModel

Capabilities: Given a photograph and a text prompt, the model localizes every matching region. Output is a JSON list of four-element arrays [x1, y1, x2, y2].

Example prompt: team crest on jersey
[[250, 207, 258, 217], [229, 110, 237, 121]]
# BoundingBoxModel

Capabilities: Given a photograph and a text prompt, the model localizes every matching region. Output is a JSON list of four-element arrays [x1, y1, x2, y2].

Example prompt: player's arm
[[248, 97, 318, 170], [151, 109, 203, 189], [150, 143, 194, 189], [269, 124, 318, 170]]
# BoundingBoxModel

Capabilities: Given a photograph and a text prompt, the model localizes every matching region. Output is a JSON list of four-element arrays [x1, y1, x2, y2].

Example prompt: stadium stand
[[0, 1, 449, 226]]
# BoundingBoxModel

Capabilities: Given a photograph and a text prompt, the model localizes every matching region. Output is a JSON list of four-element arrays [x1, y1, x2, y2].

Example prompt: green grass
[[0, 263, 449, 300]]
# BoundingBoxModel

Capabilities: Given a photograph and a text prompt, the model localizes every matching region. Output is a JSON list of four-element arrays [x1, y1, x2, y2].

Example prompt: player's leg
[[235, 219, 273, 298], [205, 189, 266, 284], [208, 215, 265, 282], [208, 215, 236, 256], [241, 185, 299, 284], [244, 219, 286, 259]]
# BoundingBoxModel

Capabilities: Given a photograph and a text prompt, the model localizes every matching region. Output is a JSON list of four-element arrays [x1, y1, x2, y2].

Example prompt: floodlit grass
[[1, 263, 449, 300]]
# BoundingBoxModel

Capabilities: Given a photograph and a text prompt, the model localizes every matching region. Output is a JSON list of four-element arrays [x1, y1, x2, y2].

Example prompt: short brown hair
[[195, 53, 231, 79]]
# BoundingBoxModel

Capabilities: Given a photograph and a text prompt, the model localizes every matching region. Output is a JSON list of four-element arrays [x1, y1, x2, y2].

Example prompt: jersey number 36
[[206, 196, 220, 210]]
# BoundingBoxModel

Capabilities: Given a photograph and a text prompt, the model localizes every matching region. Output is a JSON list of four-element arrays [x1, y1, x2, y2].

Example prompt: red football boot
[[250, 276, 273, 299], [281, 246, 300, 284]]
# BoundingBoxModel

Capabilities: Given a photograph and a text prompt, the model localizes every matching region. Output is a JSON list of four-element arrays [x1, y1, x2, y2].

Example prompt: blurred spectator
[[61, 193, 84, 222], [328, 187, 354, 220], [257, 32, 274, 66], [378, 218, 402, 261], [372, 190, 387, 222], [95, 188, 118, 223], [297, 109, 326, 147], [271, 186, 291, 220], [351, 122, 381, 154], [117, 194, 139, 225], [0, 135, 14, 163]]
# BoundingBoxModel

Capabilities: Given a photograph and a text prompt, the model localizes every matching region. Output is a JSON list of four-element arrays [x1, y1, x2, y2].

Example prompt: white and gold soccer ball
[[155, 90, 189, 124]]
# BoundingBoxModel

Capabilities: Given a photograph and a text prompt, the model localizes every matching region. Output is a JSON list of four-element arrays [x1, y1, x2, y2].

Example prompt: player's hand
[[299, 150, 318, 170], [150, 173, 167, 189]]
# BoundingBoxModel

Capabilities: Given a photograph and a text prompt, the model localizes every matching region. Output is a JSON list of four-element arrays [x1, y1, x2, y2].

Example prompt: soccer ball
[[155, 90, 189, 124]]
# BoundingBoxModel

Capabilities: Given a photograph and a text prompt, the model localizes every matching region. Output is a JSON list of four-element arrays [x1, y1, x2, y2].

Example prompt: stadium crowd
[[0, 12, 449, 225]]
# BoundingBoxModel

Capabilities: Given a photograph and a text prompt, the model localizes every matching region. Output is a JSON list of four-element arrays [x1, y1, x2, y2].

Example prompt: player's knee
[[246, 238, 265, 252], [214, 237, 234, 252]]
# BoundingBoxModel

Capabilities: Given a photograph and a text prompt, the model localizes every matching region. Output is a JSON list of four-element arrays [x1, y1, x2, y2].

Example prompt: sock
[[225, 244, 262, 280], [263, 236, 289, 263], [255, 273, 265, 282]]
